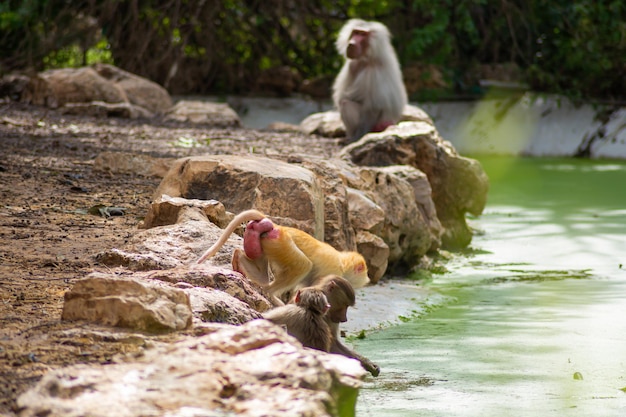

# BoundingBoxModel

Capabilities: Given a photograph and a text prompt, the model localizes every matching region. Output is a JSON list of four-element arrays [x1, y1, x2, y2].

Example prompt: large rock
[[346, 188, 389, 282], [93, 151, 173, 177], [300, 159, 358, 251], [142, 194, 232, 229], [153, 154, 325, 239], [299, 104, 434, 138], [347, 166, 433, 269], [340, 121, 489, 249], [27, 64, 172, 115], [96, 201, 273, 312], [37, 66, 126, 108], [146, 153, 444, 279], [61, 273, 193, 332], [164, 100, 241, 127], [300, 110, 346, 138], [183, 285, 263, 325], [92, 63, 172, 113], [379, 165, 443, 252], [144, 266, 273, 313], [96, 206, 231, 270], [18, 320, 365, 417]]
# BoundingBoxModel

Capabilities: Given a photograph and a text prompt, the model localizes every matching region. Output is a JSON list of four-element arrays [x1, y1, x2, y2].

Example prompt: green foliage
[[0, 0, 624, 100], [526, 1, 626, 101]]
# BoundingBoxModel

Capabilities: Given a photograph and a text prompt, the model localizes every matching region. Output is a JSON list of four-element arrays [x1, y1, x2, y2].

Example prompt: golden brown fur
[[197, 209, 369, 299]]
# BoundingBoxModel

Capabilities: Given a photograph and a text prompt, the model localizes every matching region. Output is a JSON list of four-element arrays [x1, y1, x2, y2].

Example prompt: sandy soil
[[0, 101, 345, 415]]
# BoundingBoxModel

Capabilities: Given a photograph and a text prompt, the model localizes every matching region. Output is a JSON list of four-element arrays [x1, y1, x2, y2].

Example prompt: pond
[[354, 156, 626, 417]]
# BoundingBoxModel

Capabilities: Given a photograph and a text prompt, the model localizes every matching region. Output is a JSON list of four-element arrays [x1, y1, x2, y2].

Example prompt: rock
[[164, 100, 241, 127], [61, 273, 193, 332], [0, 74, 31, 101], [348, 166, 433, 270], [300, 159, 358, 251], [354, 231, 389, 284], [346, 187, 385, 235], [24, 64, 172, 115], [94, 201, 273, 311], [153, 155, 325, 239], [93, 151, 173, 177], [378, 165, 443, 251], [94, 248, 183, 271], [340, 121, 489, 249], [20, 74, 57, 107], [300, 110, 345, 138], [184, 286, 262, 325], [401, 103, 436, 125], [96, 206, 233, 270], [60, 101, 154, 118], [265, 121, 301, 132], [38, 66, 127, 108], [17, 320, 365, 417], [145, 153, 443, 276], [345, 188, 389, 282], [299, 104, 434, 139], [142, 194, 232, 229], [92, 63, 172, 113], [144, 266, 273, 312]]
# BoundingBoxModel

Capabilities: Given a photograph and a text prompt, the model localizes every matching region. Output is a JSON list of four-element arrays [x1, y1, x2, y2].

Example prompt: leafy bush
[[0, 0, 624, 100]]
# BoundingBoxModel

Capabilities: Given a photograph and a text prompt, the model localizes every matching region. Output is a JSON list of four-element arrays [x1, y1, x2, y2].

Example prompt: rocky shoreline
[[1, 65, 488, 417]]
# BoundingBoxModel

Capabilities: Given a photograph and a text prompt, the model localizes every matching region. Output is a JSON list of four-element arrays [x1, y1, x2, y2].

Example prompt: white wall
[[228, 94, 626, 159], [419, 95, 626, 159]]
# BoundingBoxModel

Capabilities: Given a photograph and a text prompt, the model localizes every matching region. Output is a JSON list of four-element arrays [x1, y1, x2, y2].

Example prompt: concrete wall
[[232, 95, 626, 159], [420, 96, 626, 159]]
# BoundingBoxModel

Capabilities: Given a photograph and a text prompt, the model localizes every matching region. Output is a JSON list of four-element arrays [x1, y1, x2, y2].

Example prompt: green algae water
[[355, 156, 626, 417]]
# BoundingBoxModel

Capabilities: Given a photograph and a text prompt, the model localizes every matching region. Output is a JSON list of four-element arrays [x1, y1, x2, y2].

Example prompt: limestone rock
[[92, 63, 172, 113], [142, 194, 232, 229], [348, 166, 433, 270], [299, 104, 434, 139], [31, 64, 171, 115], [96, 206, 234, 270], [354, 231, 389, 284], [299, 75, 333, 99], [94, 248, 183, 271], [59, 101, 154, 118], [38, 66, 127, 108], [18, 320, 365, 417], [144, 266, 273, 312], [346, 187, 385, 235], [164, 100, 241, 127], [300, 159, 358, 251], [0, 74, 31, 101], [379, 165, 443, 251], [153, 154, 325, 239], [93, 151, 173, 177], [300, 110, 345, 137], [401, 103, 436, 125], [340, 121, 489, 249], [94, 204, 273, 311], [61, 273, 193, 332], [184, 286, 262, 325]]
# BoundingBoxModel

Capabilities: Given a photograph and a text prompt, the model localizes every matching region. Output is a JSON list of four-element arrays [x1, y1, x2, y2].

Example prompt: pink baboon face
[[242, 218, 280, 259], [346, 29, 369, 59]]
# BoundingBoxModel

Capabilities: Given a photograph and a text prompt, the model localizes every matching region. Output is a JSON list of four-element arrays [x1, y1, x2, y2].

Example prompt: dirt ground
[[0, 101, 343, 415]]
